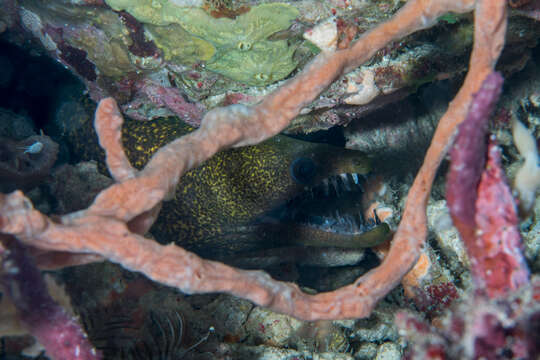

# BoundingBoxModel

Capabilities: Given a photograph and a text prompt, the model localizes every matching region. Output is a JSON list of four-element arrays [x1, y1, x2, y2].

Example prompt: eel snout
[[261, 170, 390, 249]]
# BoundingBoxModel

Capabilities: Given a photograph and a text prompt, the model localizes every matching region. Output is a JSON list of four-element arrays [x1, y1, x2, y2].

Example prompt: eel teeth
[[322, 178, 330, 196], [276, 172, 375, 234], [341, 173, 352, 191], [330, 176, 340, 196]]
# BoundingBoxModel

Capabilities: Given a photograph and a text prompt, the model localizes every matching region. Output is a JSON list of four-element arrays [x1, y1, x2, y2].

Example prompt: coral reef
[[397, 276, 540, 359], [2, 0, 538, 132], [0, 0, 509, 318], [398, 64, 537, 360], [447, 72, 529, 298], [0, 0, 539, 359], [93, 0, 300, 85]]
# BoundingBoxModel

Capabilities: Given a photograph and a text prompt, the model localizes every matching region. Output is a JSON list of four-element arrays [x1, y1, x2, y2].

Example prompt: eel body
[[68, 110, 389, 258]]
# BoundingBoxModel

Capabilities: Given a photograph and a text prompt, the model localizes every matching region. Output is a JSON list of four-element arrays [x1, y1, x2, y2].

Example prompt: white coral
[[303, 17, 338, 53], [344, 69, 381, 105], [512, 118, 540, 215]]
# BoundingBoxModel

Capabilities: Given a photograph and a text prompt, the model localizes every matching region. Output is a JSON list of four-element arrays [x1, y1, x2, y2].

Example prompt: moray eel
[[67, 108, 389, 259]]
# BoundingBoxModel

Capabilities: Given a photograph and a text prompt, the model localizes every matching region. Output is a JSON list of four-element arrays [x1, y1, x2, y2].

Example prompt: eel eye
[[290, 157, 316, 185]]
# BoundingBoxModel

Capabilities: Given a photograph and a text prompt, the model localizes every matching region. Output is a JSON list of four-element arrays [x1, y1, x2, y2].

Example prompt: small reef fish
[[18, 141, 44, 154]]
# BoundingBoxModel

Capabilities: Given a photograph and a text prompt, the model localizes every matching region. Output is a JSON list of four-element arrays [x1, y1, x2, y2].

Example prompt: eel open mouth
[[228, 172, 390, 268], [258, 171, 390, 250], [281, 172, 380, 235]]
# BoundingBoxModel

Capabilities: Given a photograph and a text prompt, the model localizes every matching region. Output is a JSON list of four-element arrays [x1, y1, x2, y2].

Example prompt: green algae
[[104, 0, 176, 25], [206, 40, 298, 86], [175, 4, 299, 50], [104, 0, 300, 85], [145, 23, 215, 64]]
